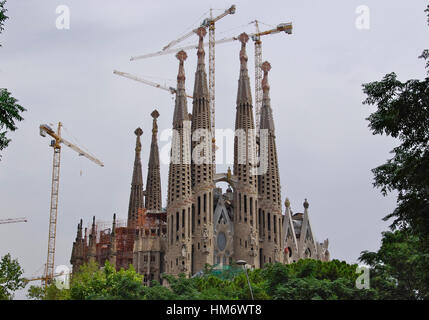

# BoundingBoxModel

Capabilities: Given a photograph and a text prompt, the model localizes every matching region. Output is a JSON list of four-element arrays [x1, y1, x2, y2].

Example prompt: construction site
[[2, 3, 332, 288]]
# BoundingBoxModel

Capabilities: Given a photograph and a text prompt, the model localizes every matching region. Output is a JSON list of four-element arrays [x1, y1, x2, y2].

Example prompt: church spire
[[109, 213, 117, 267], [166, 50, 193, 275], [193, 27, 209, 99], [236, 33, 253, 106], [258, 60, 282, 264], [145, 110, 162, 211], [172, 50, 189, 128], [190, 26, 214, 273], [260, 61, 275, 133], [233, 32, 259, 268], [127, 128, 144, 227]]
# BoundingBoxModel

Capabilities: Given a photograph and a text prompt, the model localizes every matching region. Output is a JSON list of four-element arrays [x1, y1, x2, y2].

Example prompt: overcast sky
[[1, 0, 428, 298]]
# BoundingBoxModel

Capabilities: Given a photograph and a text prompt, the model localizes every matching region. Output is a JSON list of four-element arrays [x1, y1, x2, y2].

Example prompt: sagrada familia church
[[70, 28, 330, 285]]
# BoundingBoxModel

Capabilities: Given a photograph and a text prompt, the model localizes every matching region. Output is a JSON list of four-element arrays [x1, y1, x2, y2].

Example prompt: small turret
[[109, 213, 117, 268], [145, 110, 162, 211], [127, 128, 144, 227]]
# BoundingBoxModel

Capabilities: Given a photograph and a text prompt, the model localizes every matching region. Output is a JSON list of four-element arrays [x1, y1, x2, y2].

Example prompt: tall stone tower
[[190, 27, 215, 273], [145, 110, 162, 211], [127, 128, 144, 227], [108, 213, 117, 266], [233, 33, 259, 268], [257, 61, 283, 266], [70, 219, 85, 273], [88, 216, 97, 263], [166, 50, 193, 275]]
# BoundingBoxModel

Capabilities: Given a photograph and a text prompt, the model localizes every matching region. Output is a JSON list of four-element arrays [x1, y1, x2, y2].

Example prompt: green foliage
[[359, 230, 429, 299], [34, 260, 371, 300], [261, 260, 375, 300], [69, 261, 145, 300], [0, 253, 25, 300], [0, 0, 8, 40], [362, 6, 429, 241], [0, 89, 26, 157], [359, 5, 429, 300], [0, 1, 26, 159], [26, 285, 44, 300], [26, 283, 69, 300]]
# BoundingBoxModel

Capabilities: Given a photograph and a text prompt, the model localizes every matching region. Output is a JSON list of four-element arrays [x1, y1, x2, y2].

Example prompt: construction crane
[[132, 5, 236, 168], [113, 70, 193, 99], [39, 122, 104, 288], [130, 22, 292, 133], [249, 21, 293, 131], [0, 217, 27, 225], [161, 5, 236, 52], [24, 270, 66, 286]]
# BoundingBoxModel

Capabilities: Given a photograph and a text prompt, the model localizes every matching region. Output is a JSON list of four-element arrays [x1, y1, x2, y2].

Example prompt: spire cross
[[239, 32, 249, 69], [261, 61, 271, 92]]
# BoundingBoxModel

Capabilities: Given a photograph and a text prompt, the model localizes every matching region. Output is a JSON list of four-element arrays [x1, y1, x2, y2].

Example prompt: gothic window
[[217, 232, 226, 251], [192, 205, 195, 234], [274, 216, 277, 233], [182, 210, 185, 229], [204, 194, 207, 213]]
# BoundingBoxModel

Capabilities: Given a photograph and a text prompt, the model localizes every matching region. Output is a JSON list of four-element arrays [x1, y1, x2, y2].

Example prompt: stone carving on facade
[[274, 246, 280, 262], [248, 227, 258, 257], [181, 243, 187, 258]]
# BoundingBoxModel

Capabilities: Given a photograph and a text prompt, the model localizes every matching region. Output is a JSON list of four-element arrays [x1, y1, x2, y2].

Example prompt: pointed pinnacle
[[239, 33, 249, 69], [176, 50, 187, 63], [303, 198, 309, 209], [261, 61, 271, 92], [196, 27, 206, 63], [151, 109, 160, 119]]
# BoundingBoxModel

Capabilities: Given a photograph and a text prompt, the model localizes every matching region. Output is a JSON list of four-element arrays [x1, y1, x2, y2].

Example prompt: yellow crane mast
[[39, 122, 104, 288]]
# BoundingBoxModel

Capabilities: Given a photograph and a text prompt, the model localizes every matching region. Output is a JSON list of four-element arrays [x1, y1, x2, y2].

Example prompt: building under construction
[[70, 26, 330, 285]]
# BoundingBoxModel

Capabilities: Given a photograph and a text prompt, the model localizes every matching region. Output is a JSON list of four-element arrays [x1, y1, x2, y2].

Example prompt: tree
[[68, 261, 146, 300], [0, 0, 26, 160], [0, 0, 7, 40], [0, 253, 26, 300], [359, 230, 429, 299], [0, 89, 26, 158], [260, 260, 375, 300], [360, 5, 429, 299]]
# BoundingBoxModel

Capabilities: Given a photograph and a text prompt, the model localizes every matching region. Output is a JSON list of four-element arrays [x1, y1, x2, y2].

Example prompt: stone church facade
[[70, 28, 329, 285]]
